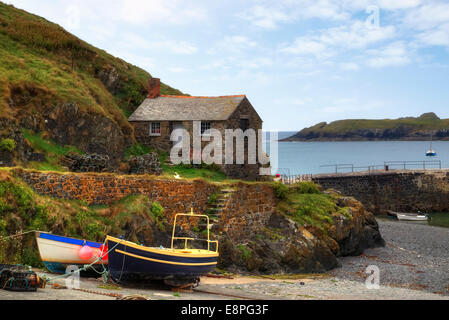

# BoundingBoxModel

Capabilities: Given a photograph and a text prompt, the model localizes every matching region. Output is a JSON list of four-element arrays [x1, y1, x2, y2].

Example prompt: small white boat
[[36, 232, 107, 274], [387, 211, 430, 221], [426, 134, 437, 157]]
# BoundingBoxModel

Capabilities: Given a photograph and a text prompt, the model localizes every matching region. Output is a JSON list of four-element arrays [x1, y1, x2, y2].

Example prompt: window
[[240, 119, 249, 132], [200, 122, 211, 136], [149, 122, 161, 136]]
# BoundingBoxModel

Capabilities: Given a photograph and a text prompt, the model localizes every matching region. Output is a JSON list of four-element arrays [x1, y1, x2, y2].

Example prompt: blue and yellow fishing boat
[[106, 210, 219, 285]]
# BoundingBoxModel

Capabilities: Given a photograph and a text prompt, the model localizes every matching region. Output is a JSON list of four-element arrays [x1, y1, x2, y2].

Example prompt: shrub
[[151, 201, 164, 220], [0, 138, 16, 152], [293, 182, 321, 194], [125, 143, 152, 159], [272, 182, 288, 199]]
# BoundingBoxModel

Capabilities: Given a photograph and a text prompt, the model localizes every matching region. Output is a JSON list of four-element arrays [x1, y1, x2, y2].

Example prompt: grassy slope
[[276, 182, 352, 234], [0, 2, 184, 131], [299, 113, 449, 136]]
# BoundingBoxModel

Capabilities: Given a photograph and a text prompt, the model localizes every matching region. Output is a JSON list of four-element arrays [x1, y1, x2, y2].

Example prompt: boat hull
[[396, 214, 429, 221], [36, 232, 107, 274], [387, 211, 429, 221], [107, 236, 218, 283]]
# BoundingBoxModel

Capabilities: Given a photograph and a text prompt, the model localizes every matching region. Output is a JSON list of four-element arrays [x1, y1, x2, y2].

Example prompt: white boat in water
[[387, 211, 430, 221]]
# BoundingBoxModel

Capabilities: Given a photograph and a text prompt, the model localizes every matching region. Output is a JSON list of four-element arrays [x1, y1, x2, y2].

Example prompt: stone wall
[[218, 183, 277, 243], [313, 170, 449, 214], [14, 169, 220, 220]]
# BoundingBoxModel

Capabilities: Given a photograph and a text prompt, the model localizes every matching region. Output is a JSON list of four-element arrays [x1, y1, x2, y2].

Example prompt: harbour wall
[[13, 169, 277, 236], [312, 170, 449, 214]]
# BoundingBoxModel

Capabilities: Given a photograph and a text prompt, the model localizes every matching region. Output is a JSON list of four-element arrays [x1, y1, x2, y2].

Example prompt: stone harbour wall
[[14, 169, 220, 219], [218, 183, 277, 243], [313, 170, 449, 214]]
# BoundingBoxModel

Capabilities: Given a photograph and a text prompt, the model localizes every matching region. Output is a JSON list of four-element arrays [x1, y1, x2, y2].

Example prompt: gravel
[[330, 219, 449, 295]]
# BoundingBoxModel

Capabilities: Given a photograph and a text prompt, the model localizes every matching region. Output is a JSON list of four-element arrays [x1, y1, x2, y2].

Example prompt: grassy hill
[[283, 113, 449, 141], [0, 2, 184, 160]]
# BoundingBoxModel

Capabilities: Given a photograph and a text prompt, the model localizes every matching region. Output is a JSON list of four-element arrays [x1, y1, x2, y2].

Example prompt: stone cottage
[[128, 78, 266, 180]]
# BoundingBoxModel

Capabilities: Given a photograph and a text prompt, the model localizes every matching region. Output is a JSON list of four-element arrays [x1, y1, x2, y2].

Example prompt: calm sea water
[[264, 132, 449, 175], [263, 132, 449, 228]]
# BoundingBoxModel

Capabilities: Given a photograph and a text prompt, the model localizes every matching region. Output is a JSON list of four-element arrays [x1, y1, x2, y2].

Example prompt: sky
[[5, 0, 449, 131]]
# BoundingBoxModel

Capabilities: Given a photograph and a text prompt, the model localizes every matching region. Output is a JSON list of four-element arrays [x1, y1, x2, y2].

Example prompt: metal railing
[[278, 160, 443, 184], [319, 160, 442, 174], [279, 174, 313, 185]]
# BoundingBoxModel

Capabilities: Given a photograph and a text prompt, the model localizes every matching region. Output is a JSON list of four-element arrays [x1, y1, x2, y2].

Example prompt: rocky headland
[[282, 113, 449, 141]]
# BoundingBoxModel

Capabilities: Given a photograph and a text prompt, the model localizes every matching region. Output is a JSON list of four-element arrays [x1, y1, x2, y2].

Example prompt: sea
[[264, 131, 449, 175], [263, 131, 449, 228]]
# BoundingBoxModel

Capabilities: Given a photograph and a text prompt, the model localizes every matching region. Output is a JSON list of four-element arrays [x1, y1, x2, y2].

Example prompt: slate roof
[[128, 95, 247, 121]]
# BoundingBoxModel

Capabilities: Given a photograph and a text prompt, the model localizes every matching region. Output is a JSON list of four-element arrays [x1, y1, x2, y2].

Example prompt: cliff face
[[283, 113, 449, 141], [0, 3, 184, 162]]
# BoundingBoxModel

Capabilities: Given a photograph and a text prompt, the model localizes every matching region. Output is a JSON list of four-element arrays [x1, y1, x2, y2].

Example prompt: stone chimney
[[148, 78, 161, 99]]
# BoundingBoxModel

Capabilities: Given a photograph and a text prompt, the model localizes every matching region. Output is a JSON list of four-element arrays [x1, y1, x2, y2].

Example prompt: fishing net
[[0, 264, 44, 292]]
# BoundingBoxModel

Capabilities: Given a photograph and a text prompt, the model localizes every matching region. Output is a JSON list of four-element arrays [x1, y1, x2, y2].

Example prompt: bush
[[293, 182, 322, 194], [272, 182, 288, 200], [0, 138, 16, 152], [151, 201, 164, 220], [125, 143, 152, 159]]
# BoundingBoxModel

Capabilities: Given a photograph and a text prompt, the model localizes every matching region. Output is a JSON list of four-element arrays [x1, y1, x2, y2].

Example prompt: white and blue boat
[[35, 232, 107, 274], [426, 134, 437, 157]]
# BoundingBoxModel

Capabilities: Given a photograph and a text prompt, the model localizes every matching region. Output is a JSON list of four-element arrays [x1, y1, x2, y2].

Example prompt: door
[[172, 122, 186, 146]]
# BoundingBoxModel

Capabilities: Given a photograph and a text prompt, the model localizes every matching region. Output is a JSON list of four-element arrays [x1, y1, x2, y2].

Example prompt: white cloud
[[237, 0, 351, 30], [117, 0, 208, 26], [365, 42, 411, 68], [280, 20, 396, 60], [207, 35, 258, 55], [168, 66, 189, 73], [403, 2, 449, 30], [340, 62, 360, 71], [119, 33, 198, 55]]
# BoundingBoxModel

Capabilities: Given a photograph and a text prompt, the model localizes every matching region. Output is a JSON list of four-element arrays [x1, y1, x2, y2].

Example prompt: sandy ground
[[1, 219, 448, 300]]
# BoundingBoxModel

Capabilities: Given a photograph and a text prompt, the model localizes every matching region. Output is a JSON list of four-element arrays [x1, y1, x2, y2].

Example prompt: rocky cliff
[[283, 113, 449, 141], [0, 3, 184, 164]]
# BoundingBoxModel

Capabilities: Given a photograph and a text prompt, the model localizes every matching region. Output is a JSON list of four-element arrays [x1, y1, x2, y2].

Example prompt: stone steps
[[205, 187, 236, 229]]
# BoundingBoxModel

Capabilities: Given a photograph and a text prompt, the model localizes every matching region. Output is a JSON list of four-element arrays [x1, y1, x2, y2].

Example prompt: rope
[[0, 230, 42, 240], [0, 230, 124, 285], [42, 238, 123, 284]]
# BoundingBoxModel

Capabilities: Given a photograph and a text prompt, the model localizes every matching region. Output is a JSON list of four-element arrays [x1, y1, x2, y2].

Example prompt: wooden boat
[[387, 211, 430, 221], [35, 232, 107, 274], [106, 210, 219, 285]]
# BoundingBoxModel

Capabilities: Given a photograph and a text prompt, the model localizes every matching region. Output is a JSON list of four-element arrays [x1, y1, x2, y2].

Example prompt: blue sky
[[5, 0, 449, 131]]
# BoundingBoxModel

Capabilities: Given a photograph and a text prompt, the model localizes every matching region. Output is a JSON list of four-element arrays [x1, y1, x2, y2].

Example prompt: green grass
[[22, 130, 82, 171], [162, 164, 227, 182], [277, 182, 352, 234], [0, 2, 185, 142]]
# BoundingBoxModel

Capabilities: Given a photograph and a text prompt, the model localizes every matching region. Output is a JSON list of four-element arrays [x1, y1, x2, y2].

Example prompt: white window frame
[[200, 121, 212, 136], [149, 122, 161, 136]]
